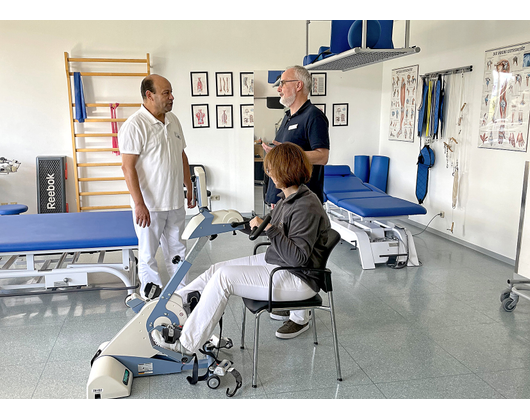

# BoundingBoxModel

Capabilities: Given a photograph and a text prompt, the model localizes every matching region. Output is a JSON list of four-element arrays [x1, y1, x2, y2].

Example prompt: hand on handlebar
[[249, 213, 272, 241], [249, 216, 265, 231]]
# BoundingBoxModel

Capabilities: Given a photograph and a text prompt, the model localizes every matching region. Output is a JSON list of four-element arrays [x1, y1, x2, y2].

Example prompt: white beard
[[280, 92, 295, 108]]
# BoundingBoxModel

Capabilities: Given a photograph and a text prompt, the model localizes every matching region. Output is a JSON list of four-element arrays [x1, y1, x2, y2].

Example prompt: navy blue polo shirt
[[265, 100, 330, 204]]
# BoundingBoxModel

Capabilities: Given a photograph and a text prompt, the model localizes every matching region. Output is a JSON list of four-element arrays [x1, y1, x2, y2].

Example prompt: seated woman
[[152, 142, 332, 355]]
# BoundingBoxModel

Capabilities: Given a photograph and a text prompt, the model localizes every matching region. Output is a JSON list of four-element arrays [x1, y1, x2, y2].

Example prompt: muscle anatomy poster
[[479, 42, 530, 152], [389, 65, 418, 142]]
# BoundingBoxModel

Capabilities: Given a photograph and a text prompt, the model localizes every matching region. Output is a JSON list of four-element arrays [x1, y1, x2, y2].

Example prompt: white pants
[[133, 207, 188, 295], [176, 253, 316, 353]]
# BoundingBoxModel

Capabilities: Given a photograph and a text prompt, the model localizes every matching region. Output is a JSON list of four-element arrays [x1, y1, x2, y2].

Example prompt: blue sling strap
[[415, 145, 435, 204], [74, 72, 87, 123]]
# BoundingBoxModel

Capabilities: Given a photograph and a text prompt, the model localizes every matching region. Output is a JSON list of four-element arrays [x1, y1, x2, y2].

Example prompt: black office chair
[[240, 229, 343, 388]]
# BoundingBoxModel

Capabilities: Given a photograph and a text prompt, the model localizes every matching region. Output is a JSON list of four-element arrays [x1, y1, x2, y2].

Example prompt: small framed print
[[190, 72, 208, 96], [240, 72, 254, 96], [216, 105, 233, 129], [311, 73, 327, 96], [192, 104, 209, 128], [240, 104, 254, 128], [216, 72, 233, 96], [332, 103, 348, 126]]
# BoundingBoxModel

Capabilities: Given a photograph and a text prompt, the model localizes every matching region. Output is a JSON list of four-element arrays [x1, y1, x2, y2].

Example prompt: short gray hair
[[287, 65, 311, 96]]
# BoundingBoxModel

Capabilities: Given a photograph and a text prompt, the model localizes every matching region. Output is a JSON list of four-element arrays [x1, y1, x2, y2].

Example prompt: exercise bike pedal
[[205, 335, 233, 351], [161, 325, 182, 344], [144, 282, 162, 300]]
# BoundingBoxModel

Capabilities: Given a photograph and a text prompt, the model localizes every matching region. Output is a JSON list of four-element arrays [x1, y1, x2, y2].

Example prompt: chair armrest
[[253, 241, 271, 255], [267, 266, 332, 312]]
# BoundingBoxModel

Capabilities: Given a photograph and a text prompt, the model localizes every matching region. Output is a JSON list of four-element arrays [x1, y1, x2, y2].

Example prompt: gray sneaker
[[275, 320, 309, 339]]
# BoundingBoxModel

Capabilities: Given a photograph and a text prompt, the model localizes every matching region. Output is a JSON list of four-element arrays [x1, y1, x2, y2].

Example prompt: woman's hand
[[249, 216, 270, 231]]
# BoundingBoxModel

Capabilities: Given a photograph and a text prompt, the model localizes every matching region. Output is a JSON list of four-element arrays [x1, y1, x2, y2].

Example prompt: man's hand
[[187, 192, 196, 209], [135, 203, 151, 228], [261, 140, 281, 154]]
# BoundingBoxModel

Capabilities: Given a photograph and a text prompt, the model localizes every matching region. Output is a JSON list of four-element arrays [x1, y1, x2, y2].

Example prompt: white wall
[[3, 19, 522, 262], [379, 20, 530, 261], [0, 20, 308, 215], [0, 20, 382, 217]]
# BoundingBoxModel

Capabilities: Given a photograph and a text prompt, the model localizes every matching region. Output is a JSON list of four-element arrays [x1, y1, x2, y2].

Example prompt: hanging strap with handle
[[110, 103, 120, 155], [415, 145, 435, 204]]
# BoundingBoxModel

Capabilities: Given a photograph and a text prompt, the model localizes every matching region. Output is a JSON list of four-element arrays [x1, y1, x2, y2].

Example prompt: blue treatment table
[[323, 165, 426, 269], [0, 211, 138, 296]]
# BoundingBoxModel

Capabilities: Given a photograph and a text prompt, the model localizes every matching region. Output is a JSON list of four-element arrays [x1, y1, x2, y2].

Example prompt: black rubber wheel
[[207, 375, 221, 389], [500, 288, 511, 303], [502, 297, 517, 312]]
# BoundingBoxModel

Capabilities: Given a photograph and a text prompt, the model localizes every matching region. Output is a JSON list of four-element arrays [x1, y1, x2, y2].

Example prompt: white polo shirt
[[118, 105, 187, 211]]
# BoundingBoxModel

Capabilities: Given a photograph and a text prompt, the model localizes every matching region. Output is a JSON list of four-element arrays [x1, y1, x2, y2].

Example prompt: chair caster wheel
[[207, 375, 221, 389]]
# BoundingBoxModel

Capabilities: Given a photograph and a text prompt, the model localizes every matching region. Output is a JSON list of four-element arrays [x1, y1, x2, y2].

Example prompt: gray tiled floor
[[1, 193, 529, 401]]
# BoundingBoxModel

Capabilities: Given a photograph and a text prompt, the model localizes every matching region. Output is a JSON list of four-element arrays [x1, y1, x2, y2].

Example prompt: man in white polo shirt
[[119, 74, 195, 297]]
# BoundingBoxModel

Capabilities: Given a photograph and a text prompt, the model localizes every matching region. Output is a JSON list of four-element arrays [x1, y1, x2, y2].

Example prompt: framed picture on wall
[[216, 72, 233, 96], [311, 73, 327, 96], [240, 72, 254, 96], [332, 103, 348, 126], [190, 72, 208, 96], [192, 104, 209, 128], [216, 105, 233, 129], [240, 104, 254, 128]]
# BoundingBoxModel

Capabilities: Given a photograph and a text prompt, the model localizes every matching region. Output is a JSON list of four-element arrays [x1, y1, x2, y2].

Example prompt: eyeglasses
[[278, 79, 299, 87]]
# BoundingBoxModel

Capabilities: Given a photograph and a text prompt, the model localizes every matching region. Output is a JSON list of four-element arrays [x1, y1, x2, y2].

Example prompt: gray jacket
[[265, 184, 331, 292]]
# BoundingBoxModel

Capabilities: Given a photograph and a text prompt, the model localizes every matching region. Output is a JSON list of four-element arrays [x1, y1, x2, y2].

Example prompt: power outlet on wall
[[211, 195, 221, 201], [439, 211, 445, 218]]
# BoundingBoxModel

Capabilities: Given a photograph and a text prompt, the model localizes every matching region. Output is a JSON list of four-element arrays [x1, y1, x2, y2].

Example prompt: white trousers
[[133, 207, 188, 295], [176, 252, 316, 353]]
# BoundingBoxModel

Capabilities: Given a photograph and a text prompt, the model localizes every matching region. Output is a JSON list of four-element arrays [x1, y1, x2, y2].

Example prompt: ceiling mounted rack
[[304, 20, 421, 72]]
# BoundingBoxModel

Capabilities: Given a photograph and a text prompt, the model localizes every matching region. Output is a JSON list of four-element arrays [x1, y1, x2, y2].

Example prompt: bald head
[[141, 74, 168, 100], [141, 74, 174, 121]]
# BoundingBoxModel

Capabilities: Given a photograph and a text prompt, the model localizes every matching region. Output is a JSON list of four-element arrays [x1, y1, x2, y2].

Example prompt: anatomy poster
[[479, 42, 530, 152], [389, 65, 418, 142]]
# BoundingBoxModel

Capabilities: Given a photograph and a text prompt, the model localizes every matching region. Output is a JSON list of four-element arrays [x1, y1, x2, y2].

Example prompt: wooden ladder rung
[[68, 58, 148, 64], [81, 205, 131, 211], [69, 72, 148, 77], [79, 177, 125, 182], [77, 162, 121, 167], [76, 148, 120, 152], [75, 133, 117, 137], [78, 103, 141, 108], [79, 191, 129, 196], [74, 118, 127, 123]]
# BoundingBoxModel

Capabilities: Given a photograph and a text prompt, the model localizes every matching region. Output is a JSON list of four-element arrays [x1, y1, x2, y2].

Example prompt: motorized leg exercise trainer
[[87, 167, 247, 399]]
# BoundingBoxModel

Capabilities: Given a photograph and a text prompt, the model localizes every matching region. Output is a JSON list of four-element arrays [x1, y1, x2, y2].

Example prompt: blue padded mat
[[339, 196, 427, 218], [0, 211, 138, 253], [324, 165, 352, 176], [326, 190, 387, 206], [323, 176, 369, 194], [0, 204, 28, 215]]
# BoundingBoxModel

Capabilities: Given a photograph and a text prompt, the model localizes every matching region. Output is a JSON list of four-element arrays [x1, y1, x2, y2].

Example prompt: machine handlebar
[[249, 213, 272, 241]]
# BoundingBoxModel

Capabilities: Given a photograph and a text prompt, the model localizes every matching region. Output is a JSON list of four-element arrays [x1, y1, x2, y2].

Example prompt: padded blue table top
[[0, 204, 28, 215], [339, 197, 427, 218], [326, 190, 387, 205], [0, 211, 138, 253], [323, 176, 369, 194]]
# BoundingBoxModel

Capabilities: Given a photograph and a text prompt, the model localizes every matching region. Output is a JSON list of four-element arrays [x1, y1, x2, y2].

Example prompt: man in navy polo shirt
[[263, 65, 330, 205], [262, 65, 330, 339]]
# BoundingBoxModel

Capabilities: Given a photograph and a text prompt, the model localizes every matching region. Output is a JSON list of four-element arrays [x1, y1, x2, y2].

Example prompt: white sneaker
[[270, 310, 290, 321], [151, 329, 193, 356]]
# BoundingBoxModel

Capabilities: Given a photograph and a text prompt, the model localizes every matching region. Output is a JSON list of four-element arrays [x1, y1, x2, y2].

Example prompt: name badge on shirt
[[288, 124, 298, 130]]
